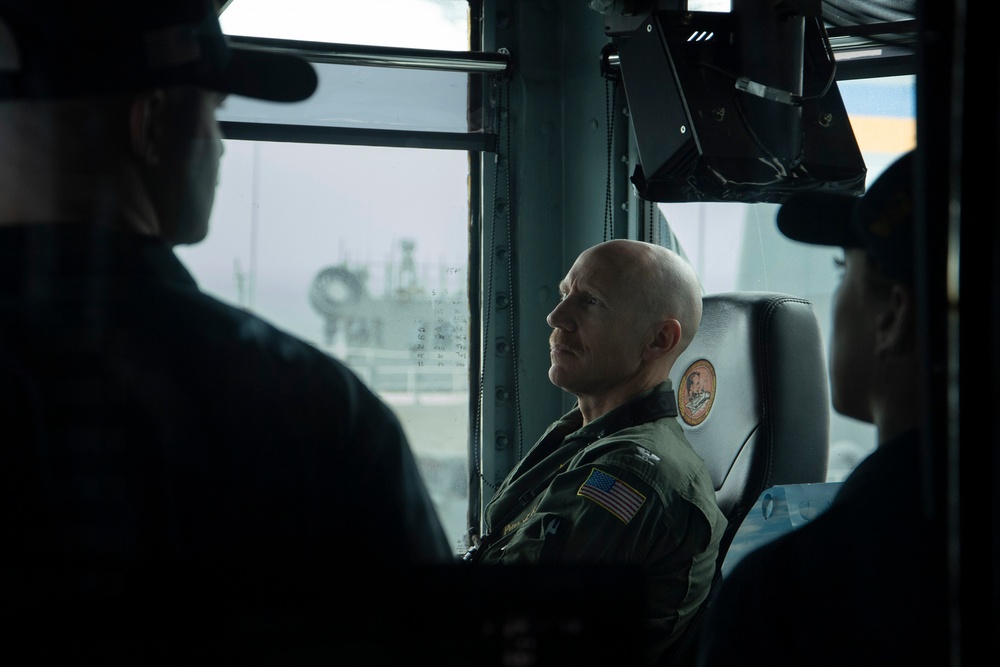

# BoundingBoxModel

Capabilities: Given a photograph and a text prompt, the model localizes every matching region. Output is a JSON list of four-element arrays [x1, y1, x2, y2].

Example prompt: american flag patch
[[578, 468, 645, 524]]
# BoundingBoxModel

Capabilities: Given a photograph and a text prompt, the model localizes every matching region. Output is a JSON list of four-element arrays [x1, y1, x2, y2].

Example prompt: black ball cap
[[0, 0, 317, 102], [777, 150, 916, 286]]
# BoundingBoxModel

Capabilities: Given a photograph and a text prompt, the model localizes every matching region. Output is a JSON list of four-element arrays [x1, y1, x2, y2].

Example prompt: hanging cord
[[473, 66, 521, 492], [503, 97, 524, 464], [473, 76, 500, 493], [603, 77, 618, 242], [648, 198, 655, 243], [600, 42, 621, 243]]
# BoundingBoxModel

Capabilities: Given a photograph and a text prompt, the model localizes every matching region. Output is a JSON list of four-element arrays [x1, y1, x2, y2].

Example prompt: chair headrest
[[669, 292, 830, 536]]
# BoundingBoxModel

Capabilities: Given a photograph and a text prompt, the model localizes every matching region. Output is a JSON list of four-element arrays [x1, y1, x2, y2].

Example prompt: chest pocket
[[484, 511, 570, 564]]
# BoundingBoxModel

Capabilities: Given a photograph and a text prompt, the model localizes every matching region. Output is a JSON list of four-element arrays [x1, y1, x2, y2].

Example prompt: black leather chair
[[658, 291, 831, 666]]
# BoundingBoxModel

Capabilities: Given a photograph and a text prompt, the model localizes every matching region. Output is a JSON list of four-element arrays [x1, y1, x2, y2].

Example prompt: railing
[[343, 347, 468, 404]]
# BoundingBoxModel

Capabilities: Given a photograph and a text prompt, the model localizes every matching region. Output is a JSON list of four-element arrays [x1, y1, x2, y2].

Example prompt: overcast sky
[[220, 0, 469, 48]]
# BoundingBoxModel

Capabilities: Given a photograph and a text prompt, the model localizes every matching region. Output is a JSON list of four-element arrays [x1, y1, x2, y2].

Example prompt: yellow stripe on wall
[[848, 115, 917, 154]]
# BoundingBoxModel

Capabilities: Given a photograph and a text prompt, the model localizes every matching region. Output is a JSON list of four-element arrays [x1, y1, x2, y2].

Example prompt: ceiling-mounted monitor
[[613, 2, 867, 202]]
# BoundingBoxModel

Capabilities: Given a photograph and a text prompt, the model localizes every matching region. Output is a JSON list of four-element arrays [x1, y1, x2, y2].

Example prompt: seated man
[[695, 150, 951, 666], [0, 0, 453, 647], [466, 239, 726, 665]]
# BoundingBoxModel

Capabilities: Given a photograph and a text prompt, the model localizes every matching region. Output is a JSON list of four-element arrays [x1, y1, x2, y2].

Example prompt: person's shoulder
[[578, 431, 722, 525], [165, 288, 385, 403], [196, 302, 323, 358], [594, 416, 690, 458], [698, 530, 821, 663], [164, 285, 331, 361], [592, 420, 715, 494], [717, 503, 862, 601], [578, 432, 677, 481], [703, 504, 949, 667]]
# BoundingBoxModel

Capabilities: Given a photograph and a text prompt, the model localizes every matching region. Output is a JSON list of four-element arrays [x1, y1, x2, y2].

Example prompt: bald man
[[466, 240, 726, 665]]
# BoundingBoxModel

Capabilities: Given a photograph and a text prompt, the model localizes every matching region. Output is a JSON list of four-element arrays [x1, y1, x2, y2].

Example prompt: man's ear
[[644, 319, 682, 362], [128, 90, 167, 165], [875, 283, 915, 356]]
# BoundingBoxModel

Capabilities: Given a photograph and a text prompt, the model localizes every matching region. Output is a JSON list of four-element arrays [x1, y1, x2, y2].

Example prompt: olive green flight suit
[[475, 381, 726, 664]]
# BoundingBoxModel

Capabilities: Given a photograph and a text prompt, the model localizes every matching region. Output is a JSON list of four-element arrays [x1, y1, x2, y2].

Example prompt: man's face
[[829, 248, 879, 423], [546, 247, 650, 400], [157, 88, 226, 245]]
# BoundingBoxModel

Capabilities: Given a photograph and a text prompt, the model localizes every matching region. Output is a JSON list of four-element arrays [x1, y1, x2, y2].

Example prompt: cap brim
[[776, 190, 863, 249], [213, 46, 318, 102]]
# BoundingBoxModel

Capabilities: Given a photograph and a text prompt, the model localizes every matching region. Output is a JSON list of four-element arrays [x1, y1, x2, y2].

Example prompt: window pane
[[217, 2, 482, 137], [662, 75, 915, 482], [176, 140, 472, 554], [217, 63, 478, 133], [220, 0, 470, 50]]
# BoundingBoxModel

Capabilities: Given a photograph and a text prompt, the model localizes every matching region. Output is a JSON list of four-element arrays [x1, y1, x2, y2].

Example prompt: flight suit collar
[[507, 379, 679, 484], [481, 380, 680, 542], [567, 379, 679, 444]]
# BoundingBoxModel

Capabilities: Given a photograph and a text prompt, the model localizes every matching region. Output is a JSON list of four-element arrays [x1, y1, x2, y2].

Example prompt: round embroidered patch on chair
[[678, 359, 716, 426]]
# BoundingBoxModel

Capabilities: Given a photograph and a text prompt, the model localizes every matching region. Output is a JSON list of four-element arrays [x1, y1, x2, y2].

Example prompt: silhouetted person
[[696, 151, 949, 666], [0, 0, 452, 655]]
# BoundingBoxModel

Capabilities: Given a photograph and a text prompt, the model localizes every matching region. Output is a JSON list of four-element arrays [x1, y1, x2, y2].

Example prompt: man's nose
[[546, 300, 575, 331]]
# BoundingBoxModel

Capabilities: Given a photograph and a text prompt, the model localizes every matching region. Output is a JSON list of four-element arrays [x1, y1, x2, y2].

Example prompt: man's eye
[[556, 292, 595, 305], [833, 255, 846, 271]]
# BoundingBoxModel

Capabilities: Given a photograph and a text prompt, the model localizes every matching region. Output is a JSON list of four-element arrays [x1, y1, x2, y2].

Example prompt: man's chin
[[548, 365, 572, 390]]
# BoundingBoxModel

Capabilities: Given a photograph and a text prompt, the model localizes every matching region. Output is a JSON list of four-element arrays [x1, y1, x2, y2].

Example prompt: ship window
[[660, 74, 915, 483], [173, 0, 477, 557], [176, 140, 471, 555], [219, 0, 470, 50]]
